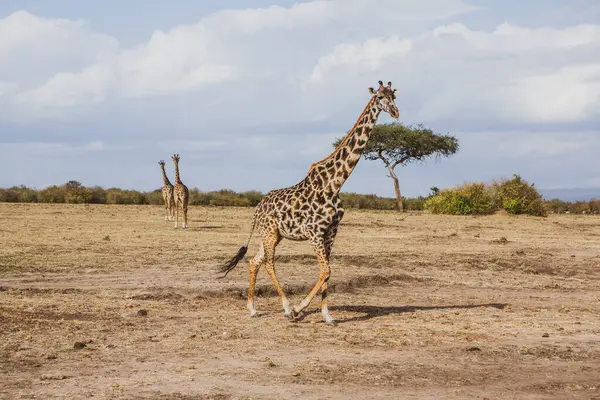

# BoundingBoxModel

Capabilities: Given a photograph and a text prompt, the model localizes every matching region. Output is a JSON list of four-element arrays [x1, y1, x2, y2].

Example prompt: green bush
[[492, 175, 547, 217], [403, 196, 426, 211], [545, 198, 600, 214], [0, 188, 20, 202], [424, 182, 495, 215], [64, 181, 93, 204], [339, 192, 397, 210], [89, 186, 108, 204], [425, 175, 548, 216], [38, 185, 66, 203]]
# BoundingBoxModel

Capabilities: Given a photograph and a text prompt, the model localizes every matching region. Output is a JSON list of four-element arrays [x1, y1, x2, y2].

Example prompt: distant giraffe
[[171, 154, 190, 229], [158, 160, 175, 221], [218, 80, 399, 325]]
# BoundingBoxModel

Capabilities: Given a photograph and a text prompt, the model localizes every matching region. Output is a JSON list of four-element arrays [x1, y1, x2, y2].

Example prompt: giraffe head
[[158, 160, 166, 167], [368, 80, 399, 119], [171, 154, 180, 164]]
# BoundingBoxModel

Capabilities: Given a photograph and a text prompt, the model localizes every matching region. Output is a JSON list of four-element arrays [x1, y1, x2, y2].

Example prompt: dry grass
[[1, 203, 600, 399]]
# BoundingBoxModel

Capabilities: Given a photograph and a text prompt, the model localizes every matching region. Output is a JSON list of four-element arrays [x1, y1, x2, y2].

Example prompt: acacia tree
[[333, 122, 459, 211]]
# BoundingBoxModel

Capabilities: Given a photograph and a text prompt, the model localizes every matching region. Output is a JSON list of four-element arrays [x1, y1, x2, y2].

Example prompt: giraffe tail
[[216, 215, 256, 279]]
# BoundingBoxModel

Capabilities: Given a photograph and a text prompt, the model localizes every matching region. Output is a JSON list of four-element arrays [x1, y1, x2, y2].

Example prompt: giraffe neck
[[160, 166, 172, 187], [174, 162, 182, 184], [307, 96, 381, 195]]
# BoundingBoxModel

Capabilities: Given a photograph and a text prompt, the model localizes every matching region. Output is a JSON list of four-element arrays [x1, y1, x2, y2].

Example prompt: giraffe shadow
[[301, 303, 507, 324]]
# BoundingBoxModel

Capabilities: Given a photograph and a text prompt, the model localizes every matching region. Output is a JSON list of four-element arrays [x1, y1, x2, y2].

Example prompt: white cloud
[[0, 11, 118, 86], [0, 0, 476, 118], [308, 22, 600, 126], [14, 65, 115, 109], [309, 36, 412, 82], [433, 22, 600, 51], [507, 64, 600, 123], [1, 2, 599, 146]]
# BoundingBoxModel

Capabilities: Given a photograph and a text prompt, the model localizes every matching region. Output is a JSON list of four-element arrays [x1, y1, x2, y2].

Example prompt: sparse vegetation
[[425, 175, 550, 217], [0, 182, 421, 211], [0, 178, 597, 214], [424, 182, 496, 215], [491, 174, 547, 217]]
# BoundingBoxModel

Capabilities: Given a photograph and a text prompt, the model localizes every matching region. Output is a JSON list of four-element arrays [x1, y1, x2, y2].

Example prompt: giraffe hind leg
[[182, 204, 188, 229], [320, 222, 340, 325], [247, 244, 265, 317]]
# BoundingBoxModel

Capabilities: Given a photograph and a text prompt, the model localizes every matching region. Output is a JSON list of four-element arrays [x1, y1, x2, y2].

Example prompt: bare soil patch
[[1, 203, 599, 399]]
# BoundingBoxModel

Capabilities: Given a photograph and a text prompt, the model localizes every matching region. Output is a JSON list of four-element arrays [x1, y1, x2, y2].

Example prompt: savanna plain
[[1, 203, 599, 399]]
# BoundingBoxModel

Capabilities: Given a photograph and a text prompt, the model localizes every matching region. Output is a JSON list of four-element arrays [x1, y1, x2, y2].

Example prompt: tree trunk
[[387, 165, 403, 212]]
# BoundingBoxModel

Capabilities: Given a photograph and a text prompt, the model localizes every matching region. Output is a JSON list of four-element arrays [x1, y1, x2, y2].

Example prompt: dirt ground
[[1, 203, 599, 399]]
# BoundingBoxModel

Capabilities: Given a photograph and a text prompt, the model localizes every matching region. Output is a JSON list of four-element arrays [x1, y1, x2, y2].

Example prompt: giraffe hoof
[[325, 319, 338, 326], [284, 310, 298, 321]]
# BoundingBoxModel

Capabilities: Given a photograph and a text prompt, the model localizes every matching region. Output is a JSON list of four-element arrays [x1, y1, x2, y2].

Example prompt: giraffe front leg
[[262, 234, 292, 318], [264, 263, 292, 317], [292, 248, 332, 323], [174, 203, 179, 228]]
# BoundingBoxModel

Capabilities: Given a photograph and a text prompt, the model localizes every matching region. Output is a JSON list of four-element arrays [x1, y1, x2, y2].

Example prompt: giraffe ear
[[368, 87, 377, 95], [393, 88, 398, 93]]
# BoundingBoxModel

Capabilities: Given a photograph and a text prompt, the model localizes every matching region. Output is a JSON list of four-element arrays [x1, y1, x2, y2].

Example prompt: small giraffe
[[171, 154, 190, 229], [218, 80, 399, 325], [158, 160, 175, 221]]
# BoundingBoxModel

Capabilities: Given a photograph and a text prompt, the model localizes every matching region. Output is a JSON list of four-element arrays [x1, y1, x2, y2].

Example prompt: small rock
[[265, 357, 277, 368], [46, 354, 57, 360], [41, 375, 68, 381], [542, 333, 550, 338], [222, 331, 230, 340], [73, 342, 87, 350], [466, 346, 481, 352], [136, 309, 148, 317]]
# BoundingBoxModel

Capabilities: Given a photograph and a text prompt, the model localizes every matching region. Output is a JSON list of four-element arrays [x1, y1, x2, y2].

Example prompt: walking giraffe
[[158, 160, 175, 221], [171, 154, 189, 229], [217, 80, 399, 325]]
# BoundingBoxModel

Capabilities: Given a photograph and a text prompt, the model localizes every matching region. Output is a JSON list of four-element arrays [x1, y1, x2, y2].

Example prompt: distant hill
[[540, 188, 600, 202]]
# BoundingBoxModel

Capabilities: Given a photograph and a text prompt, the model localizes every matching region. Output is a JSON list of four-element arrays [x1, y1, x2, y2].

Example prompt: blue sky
[[1, 0, 599, 198]]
